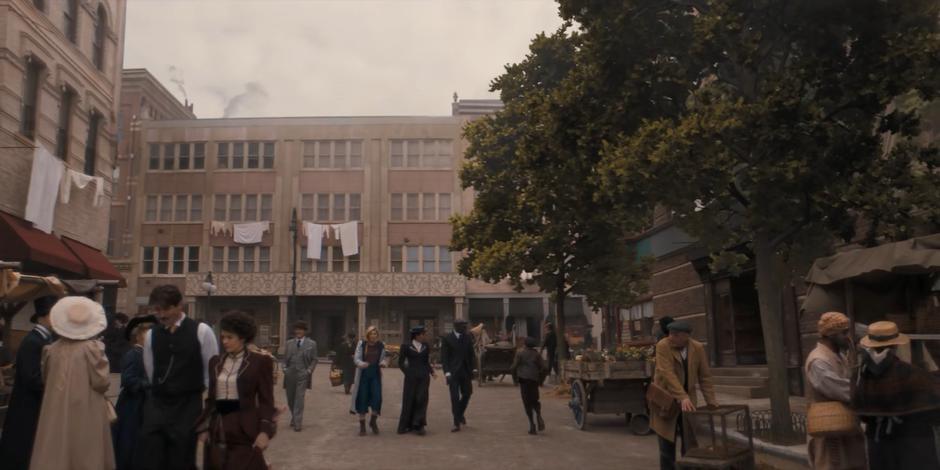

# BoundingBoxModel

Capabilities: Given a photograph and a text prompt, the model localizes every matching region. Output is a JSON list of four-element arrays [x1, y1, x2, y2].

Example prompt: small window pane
[[333, 141, 346, 168], [174, 195, 188, 221], [348, 252, 360, 272], [424, 140, 437, 167], [213, 247, 224, 272], [190, 195, 203, 221], [317, 141, 331, 168], [160, 195, 173, 221], [247, 142, 259, 169], [439, 140, 453, 168], [301, 257, 313, 272], [217, 143, 229, 169], [229, 195, 243, 221], [178, 143, 190, 169], [439, 247, 452, 272], [406, 193, 419, 221], [263, 142, 275, 169], [301, 194, 314, 221], [349, 141, 362, 168], [390, 246, 402, 272], [228, 246, 240, 272], [260, 194, 273, 221], [390, 141, 403, 168], [333, 194, 346, 221], [142, 247, 154, 274], [188, 246, 200, 272], [245, 194, 259, 221], [316, 246, 328, 272], [406, 246, 419, 272], [423, 246, 436, 272], [149, 144, 160, 170], [243, 246, 255, 273], [259, 247, 270, 272], [316, 193, 330, 222], [193, 143, 205, 169], [303, 142, 316, 168], [439, 193, 451, 220], [214, 195, 227, 221], [390, 194, 402, 221], [332, 247, 344, 272], [163, 143, 175, 170], [422, 193, 435, 221], [349, 194, 361, 220], [172, 247, 185, 274], [145, 195, 157, 221], [406, 140, 420, 168], [232, 143, 244, 168], [157, 247, 170, 274]]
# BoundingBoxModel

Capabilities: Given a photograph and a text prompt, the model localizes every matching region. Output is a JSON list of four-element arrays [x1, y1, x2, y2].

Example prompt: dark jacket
[[510, 347, 547, 382], [113, 346, 149, 470], [198, 351, 277, 439], [440, 332, 475, 379], [399, 343, 433, 379], [0, 327, 53, 470]]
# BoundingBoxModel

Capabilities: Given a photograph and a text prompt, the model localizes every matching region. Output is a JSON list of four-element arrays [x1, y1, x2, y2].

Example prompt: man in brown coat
[[804, 312, 867, 470], [651, 321, 717, 470]]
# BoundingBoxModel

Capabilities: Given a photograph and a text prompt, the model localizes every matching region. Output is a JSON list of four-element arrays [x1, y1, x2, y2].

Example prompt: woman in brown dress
[[197, 311, 276, 470]]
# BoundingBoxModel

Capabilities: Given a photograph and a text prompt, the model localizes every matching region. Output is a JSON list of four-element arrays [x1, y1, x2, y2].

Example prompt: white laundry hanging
[[339, 221, 359, 256], [305, 222, 325, 259], [59, 169, 105, 206], [210, 221, 233, 237], [233, 221, 269, 244], [25, 145, 64, 233]]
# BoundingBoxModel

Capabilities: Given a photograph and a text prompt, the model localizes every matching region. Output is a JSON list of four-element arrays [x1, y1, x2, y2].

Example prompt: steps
[[711, 366, 769, 399]]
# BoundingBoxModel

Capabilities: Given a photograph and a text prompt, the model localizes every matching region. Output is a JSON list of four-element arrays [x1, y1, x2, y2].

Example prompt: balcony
[[185, 272, 466, 297]]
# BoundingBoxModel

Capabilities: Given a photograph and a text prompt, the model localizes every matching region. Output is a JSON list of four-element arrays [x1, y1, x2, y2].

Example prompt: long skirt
[[398, 375, 430, 432], [355, 364, 382, 415], [204, 411, 268, 470]]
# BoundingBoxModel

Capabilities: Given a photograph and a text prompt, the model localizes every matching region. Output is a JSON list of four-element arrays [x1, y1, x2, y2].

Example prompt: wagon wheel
[[568, 380, 588, 430], [629, 413, 652, 435]]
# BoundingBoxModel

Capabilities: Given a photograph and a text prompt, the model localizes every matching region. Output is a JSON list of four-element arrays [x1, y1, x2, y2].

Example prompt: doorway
[[712, 271, 766, 366]]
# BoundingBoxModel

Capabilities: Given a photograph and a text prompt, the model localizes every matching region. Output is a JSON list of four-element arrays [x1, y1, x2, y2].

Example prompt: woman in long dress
[[30, 296, 115, 470], [350, 326, 386, 436], [112, 315, 156, 470], [397, 325, 435, 435]]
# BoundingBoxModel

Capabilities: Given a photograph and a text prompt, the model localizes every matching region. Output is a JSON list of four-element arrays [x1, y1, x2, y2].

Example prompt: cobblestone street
[[262, 366, 659, 470]]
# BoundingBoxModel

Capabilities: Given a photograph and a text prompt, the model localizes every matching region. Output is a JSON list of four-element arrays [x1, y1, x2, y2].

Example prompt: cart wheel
[[629, 413, 652, 435], [568, 380, 588, 430]]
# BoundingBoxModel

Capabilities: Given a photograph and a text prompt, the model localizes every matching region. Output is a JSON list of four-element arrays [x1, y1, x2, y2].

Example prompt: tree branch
[[728, 182, 751, 208]]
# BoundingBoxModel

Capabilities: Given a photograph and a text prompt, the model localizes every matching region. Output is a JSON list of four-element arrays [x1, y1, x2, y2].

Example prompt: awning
[[805, 233, 940, 286], [0, 211, 85, 275], [62, 237, 126, 286]]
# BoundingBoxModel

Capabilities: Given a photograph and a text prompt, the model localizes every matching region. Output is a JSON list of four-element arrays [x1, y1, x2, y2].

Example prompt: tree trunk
[[555, 285, 569, 361], [752, 232, 796, 442]]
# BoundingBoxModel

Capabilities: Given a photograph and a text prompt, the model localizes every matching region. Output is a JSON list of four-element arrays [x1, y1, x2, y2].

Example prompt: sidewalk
[[715, 392, 810, 469]]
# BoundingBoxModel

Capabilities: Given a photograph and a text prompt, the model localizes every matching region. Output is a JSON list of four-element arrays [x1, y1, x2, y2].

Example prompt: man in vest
[[804, 311, 866, 470], [136, 285, 219, 470], [283, 321, 318, 432]]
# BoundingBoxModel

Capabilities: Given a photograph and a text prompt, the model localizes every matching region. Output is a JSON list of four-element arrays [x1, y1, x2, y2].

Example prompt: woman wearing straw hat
[[853, 320, 940, 470], [350, 326, 386, 436], [29, 296, 115, 470]]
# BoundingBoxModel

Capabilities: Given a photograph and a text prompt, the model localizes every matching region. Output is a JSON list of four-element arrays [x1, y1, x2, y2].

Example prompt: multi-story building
[[113, 87, 596, 354], [0, 1, 126, 344]]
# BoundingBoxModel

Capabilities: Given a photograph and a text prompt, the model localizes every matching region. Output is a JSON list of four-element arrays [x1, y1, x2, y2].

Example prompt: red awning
[[62, 237, 126, 286], [0, 211, 86, 275]]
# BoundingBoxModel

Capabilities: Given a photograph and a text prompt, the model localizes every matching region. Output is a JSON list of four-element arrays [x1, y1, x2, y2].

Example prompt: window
[[245, 195, 258, 221], [157, 247, 170, 274], [263, 142, 275, 169], [423, 140, 437, 167], [332, 247, 344, 272], [260, 194, 273, 221], [142, 247, 154, 274], [333, 141, 346, 169], [349, 194, 361, 220], [64, 0, 79, 43], [191, 195, 203, 221], [163, 143, 175, 170], [217, 142, 229, 169], [389, 139, 454, 169], [193, 143, 205, 169], [406, 140, 420, 168], [172, 247, 185, 274], [213, 247, 224, 272], [390, 194, 403, 221], [316, 193, 330, 222], [350, 141, 362, 168], [229, 195, 243, 221], [83, 111, 101, 176], [439, 194, 452, 220], [259, 247, 270, 272], [232, 143, 244, 168], [188, 246, 200, 273], [227, 246, 240, 273], [159, 195, 173, 221], [174, 195, 188, 221], [56, 88, 75, 159], [247, 142, 259, 169], [406, 193, 419, 220], [422, 193, 435, 221], [301, 194, 315, 221], [333, 194, 346, 221], [145, 196, 157, 222], [21, 59, 42, 140], [390, 246, 403, 272], [423, 246, 436, 272], [318, 141, 331, 168], [316, 246, 328, 272], [406, 246, 419, 272], [93, 5, 107, 71], [438, 140, 453, 168], [439, 247, 453, 272], [390, 141, 404, 168], [303, 142, 316, 168], [149, 144, 160, 170], [178, 142, 190, 169], [243, 246, 255, 272], [348, 252, 360, 272], [214, 195, 227, 221]]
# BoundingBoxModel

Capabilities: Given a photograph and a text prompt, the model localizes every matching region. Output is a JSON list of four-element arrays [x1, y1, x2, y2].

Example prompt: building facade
[[114, 91, 594, 354], [0, 0, 126, 341]]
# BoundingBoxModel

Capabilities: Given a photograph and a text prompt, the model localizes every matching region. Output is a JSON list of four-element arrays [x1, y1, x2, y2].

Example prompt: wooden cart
[[476, 344, 516, 386], [562, 359, 653, 434]]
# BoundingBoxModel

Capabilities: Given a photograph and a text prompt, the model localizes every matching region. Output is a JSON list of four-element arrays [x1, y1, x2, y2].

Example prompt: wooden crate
[[563, 360, 651, 381]]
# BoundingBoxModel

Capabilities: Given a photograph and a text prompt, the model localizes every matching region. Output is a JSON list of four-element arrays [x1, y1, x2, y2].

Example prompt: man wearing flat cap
[[650, 320, 717, 470], [804, 312, 866, 470], [853, 320, 940, 469], [441, 319, 476, 432]]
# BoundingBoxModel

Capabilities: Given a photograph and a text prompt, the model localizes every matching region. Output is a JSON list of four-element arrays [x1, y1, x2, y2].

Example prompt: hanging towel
[[60, 170, 106, 206], [305, 222, 324, 259], [339, 221, 359, 256], [233, 221, 269, 244], [210, 221, 232, 236], [25, 145, 65, 233]]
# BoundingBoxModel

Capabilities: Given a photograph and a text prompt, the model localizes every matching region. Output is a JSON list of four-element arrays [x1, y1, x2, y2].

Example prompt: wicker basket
[[329, 368, 343, 387], [807, 401, 860, 437]]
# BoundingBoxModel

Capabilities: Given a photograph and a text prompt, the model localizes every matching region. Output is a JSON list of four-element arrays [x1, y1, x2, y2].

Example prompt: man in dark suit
[[0, 296, 57, 470], [441, 319, 475, 432]]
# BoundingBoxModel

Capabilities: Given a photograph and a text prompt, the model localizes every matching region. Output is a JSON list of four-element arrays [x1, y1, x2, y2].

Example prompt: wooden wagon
[[476, 344, 516, 386], [562, 359, 653, 434]]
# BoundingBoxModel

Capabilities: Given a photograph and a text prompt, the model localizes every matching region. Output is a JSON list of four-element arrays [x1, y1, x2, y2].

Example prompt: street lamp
[[202, 271, 217, 320], [289, 208, 298, 325]]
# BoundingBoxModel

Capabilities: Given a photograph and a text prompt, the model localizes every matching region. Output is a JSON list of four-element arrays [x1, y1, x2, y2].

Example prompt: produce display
[[573, 346, 655, 363]]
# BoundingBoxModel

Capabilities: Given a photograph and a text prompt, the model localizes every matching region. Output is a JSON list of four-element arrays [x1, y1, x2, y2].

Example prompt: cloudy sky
[[123, 0, 564, 118]]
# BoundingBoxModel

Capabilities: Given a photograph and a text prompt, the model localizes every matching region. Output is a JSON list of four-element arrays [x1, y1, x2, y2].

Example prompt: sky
[[123, 0, 564, 118]]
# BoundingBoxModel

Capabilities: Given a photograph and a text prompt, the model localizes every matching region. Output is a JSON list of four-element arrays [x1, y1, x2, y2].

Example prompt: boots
[[359, 419, 367, 436], [528, 419, 537, 435], [537, 413, 545, 431], [369, 415, 379, 435]]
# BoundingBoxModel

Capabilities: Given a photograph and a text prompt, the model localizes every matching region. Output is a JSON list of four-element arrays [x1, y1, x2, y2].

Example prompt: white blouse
[[216, 351, 245, 400]]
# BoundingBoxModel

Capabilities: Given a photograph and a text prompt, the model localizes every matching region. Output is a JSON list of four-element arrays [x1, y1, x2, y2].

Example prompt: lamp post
[[202, 271, 216, 320], [289, 208, 298, 325]]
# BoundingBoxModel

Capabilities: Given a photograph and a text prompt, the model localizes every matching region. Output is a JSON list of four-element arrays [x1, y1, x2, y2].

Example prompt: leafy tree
[[598, 0, 940, 440]]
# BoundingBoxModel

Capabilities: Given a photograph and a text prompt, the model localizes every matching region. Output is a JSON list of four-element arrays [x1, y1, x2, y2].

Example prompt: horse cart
[[476, 344, 516, 386], [562, 359, 653, 434]]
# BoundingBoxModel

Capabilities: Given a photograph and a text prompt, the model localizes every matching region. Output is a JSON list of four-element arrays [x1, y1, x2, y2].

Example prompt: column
[[454, 297, 465, 321], [278, 296, 288, 354], [357, 296, 367, 339], [183, 297, 196, 319], [502, 298, 510, 336]]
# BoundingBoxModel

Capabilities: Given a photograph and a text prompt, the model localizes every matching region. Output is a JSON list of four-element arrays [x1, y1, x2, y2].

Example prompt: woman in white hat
[[853, 320, 940, 470], [29, 296, 115, 470]]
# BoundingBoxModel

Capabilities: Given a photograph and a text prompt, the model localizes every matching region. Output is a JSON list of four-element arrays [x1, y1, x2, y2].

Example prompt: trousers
[[448, 374, 472, 425], [135, 392, 203, 470], [284, 370, 309, 428], [518, 378, 541, 420]]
